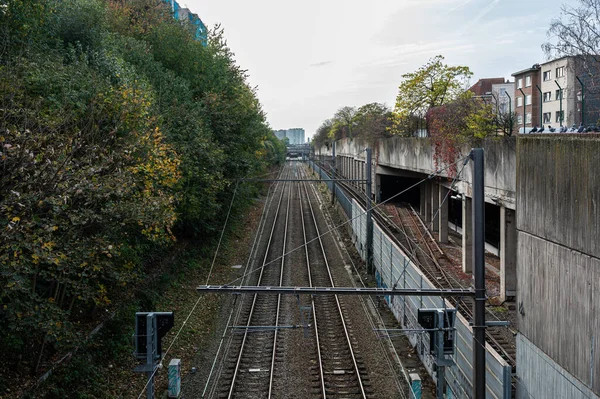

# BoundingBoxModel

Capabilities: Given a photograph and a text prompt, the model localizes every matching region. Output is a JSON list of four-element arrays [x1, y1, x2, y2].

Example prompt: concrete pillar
[[431, 183, 440, 231], [462, 196, 473, 274], [500, 206, 517, 301], [424, 181, 432, 224], [376, 174, 381, 203], [439, 186, 449, 243], [420, 184, 427, 219]]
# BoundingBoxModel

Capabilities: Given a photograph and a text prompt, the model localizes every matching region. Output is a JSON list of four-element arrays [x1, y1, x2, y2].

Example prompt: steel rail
[[298, 166, 327, 399], [226, 165, 291, 399], [301, 165, 368, 399], [205, 165, 289, 399], [267, 165, 292, 398], [317, 162, 517, 369]]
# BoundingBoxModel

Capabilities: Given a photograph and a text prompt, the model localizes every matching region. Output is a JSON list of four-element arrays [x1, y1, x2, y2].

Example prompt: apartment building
[[491, 81, 515, 116], [539, 57, 577, 127], [511, 64, 541, 132], [274, 128, 306, 144]]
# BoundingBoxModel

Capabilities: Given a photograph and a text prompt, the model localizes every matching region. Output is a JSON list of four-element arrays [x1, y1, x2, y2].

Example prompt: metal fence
[[352, 198, 512, 398], [310, 160, 511, 397], [310, 161, 352, 219]]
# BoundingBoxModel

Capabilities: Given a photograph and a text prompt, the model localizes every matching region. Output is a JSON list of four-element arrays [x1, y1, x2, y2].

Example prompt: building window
[[543, 112, 551, 123], [543, 70, 551, 81], [556, 89, 563, 100], [556, 66, 565, 78], [517, 78, 523, 89], [555, 111, 564, 123], [500, 88, 507, 95], [525, 95, 532, 105], [543, 92, 552, 102], [526, 75, 532, 87], [526, 113, 532, 124], [518, 114, 523, 125], [517, 96, 523, 107]]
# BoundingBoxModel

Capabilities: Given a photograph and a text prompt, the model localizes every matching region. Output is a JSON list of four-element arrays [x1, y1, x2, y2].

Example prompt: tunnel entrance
[[379, 174, 420, 206], [448, 194, 501, 249]]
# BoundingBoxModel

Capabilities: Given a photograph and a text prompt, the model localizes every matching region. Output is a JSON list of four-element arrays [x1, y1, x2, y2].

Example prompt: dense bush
[[0, 0, 284, 377]]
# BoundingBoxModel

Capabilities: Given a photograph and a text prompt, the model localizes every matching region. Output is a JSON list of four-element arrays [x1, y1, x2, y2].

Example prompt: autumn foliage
[[0, 0, 284, 383]]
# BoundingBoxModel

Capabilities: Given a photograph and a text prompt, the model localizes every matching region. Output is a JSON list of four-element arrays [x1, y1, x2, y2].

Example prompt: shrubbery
[[0, 0, 284, 379]]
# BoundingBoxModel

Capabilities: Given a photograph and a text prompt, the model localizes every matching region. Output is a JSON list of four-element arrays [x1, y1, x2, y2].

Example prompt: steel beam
[[471, 148, 486, 399], [196, 285, 475, 297], [240, 179, 367, 183]]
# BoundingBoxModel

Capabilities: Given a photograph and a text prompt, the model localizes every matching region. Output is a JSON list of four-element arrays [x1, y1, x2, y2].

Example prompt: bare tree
[[544, 0, 600, 124]]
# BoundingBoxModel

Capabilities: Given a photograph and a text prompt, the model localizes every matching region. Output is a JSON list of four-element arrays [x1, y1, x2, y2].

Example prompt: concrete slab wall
[[516, 334, 599, 399], [321, 136, 516, 209], [517, 135, 600, 259], [517, 135, 600, 396]]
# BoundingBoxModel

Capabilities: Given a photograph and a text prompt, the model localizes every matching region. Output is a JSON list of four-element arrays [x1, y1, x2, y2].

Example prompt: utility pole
[[146, 313, 156, 399], [366, 148, 373, 274], [436, 309, 446, 399], [471, 148, 486, 399], [332, 141, 336, 204]]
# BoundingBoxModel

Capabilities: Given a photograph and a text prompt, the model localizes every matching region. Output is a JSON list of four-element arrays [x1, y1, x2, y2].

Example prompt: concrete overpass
[[286, 143, 311, 158], [316, 134, 600, 399]]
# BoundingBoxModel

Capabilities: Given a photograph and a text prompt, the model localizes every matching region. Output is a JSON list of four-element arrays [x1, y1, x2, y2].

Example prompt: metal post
[[319, 148, 322, 181], [505, 91, 512, 136], [536, 84, 543, 128], [471, 149, 486, 399], [436, 309, 446, 399], [332, 141, 336, 204], [518, 88, 526, 133], [146, 313, 155, 399], [366, 148, 373, 274], [555, 80, 563, 127], [576, 76, 585, 126]]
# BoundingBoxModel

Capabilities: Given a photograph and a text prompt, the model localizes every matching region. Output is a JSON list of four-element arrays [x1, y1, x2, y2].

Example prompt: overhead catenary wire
[[221, 155, 472, 288], [200, 167, 287, 397], [136, 165, 287, 399]]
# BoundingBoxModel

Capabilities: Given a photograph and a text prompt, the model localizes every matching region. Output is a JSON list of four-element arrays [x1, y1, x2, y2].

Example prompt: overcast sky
[[185, 0, 565, 140]]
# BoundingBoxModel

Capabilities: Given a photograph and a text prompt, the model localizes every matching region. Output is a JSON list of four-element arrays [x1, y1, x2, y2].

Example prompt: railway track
[[322, 164, 517, 371], [211, 162, 379, 398], [298, 165, 371, 399], [216, 166, 292, 399]]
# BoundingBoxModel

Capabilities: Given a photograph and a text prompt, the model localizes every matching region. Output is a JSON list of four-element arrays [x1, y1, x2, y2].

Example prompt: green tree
[[313, 119, 333, 148], [391, 55, 472, 135], [329, 106, 358, 140], [353, 102, 392, 144]]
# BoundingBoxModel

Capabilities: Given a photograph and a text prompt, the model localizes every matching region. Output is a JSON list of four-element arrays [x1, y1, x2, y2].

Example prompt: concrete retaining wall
[[517, 135, 600, 396], [321, 136, 516, 209]]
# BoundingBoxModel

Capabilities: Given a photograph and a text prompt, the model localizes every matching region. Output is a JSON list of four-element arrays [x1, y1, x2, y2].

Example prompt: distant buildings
[[162, 0, 207, 44], [468, 77, 506, 96], [512, 64, 542, 131], [469, 78, 515, 122], [491, 81, 515, 116], [511, 56, 599, 132], [274, 128, 305, 145]]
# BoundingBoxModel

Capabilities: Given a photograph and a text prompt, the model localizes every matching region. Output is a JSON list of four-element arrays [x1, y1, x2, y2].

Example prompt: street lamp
[[536, 84, 543, 128], [555, 80, 564, 127], [505, 91, 513, 136], [485, 91, 499, 135], [485, 91, 498, 113], [518, 88, 526, 133], [576, 76, 585, 126]]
